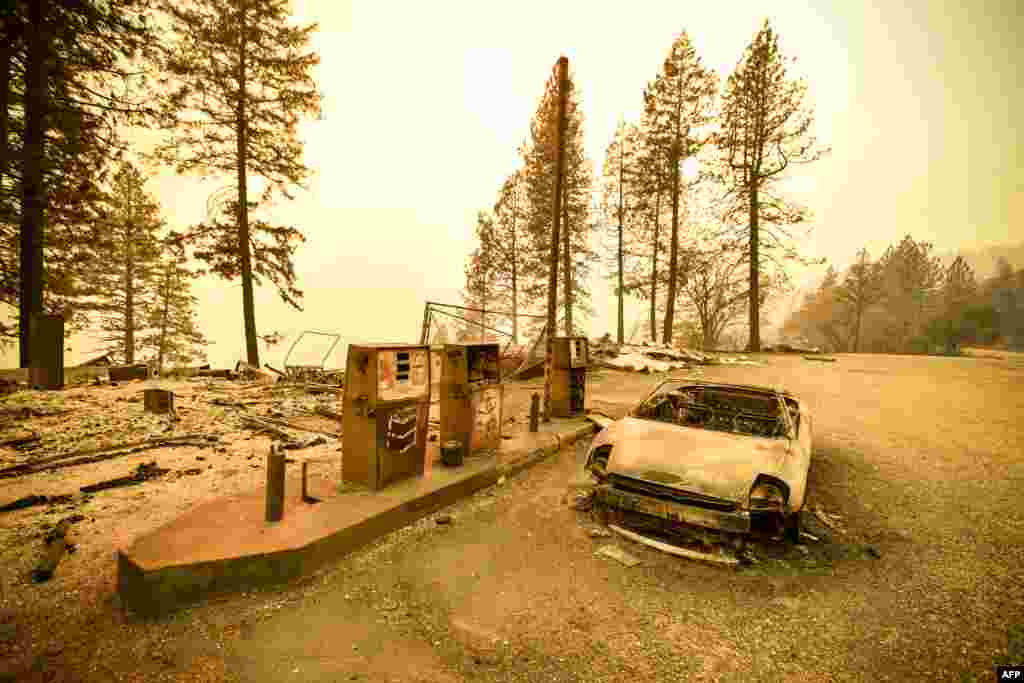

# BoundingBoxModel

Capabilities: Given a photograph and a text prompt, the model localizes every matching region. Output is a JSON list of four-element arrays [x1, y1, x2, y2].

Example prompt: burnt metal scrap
[[281, 330, 342, 384]]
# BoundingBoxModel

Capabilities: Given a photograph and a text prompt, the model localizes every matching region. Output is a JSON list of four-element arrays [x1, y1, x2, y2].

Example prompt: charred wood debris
[[0, 363, 348, 564], [0, 362, 349, 579]]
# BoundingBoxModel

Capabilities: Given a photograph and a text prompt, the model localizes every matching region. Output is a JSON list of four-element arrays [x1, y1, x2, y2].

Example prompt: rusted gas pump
[[341, 344, 431, 489], [550, 336, 589, 418], [438, 343, 503, 461]]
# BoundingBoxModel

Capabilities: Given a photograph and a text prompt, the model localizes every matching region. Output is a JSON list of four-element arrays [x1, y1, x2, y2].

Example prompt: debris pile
[[0, 371, 344, 484], [589, 340, 766, 372], [764, 343, 822, 354]]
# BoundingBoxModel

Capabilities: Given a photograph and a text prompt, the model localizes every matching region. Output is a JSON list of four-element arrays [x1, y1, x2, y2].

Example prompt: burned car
[[585, 379, 811, 550]]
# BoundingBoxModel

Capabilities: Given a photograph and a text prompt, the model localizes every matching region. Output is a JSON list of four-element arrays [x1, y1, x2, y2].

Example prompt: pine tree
[[84, 162, 165, 364], [461, 211, 500, 342], [518, 64, 595, 336], [140, 245, 208, 372], [834, 248, 884, 352], [4, 0, 158, 364], [154, 0, 321, 367], [622, 117, 672, 343], [877, 235, 943, 352], [642, 30, 718, 345], [490, 171, 532, 344], [599, 119, 644, 344], [718, 19, 829, 351], [781, 264, 845, 351], [931, 255, 976, 354]]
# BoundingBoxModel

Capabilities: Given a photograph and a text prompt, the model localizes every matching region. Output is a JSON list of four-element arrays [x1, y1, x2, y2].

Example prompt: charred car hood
[[601, 417, 791, 503]]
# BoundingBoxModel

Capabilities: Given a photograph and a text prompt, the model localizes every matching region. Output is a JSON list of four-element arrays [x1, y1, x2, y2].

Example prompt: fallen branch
[[0, 430, 40, 448], [239, 414, 293, 441], [246, 413, 339, 438], [0, 434, 214, 479], [303, 383, 343, 395], [314, 405, 343, 420], [803, 356, 837, 363], [282, 435, 328, 451], [0, 493, 73, 513], [80, 462, 170, 493]]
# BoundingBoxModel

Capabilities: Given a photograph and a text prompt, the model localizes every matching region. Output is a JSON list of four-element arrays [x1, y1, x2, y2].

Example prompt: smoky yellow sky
[[48, 0, 1023, 369]]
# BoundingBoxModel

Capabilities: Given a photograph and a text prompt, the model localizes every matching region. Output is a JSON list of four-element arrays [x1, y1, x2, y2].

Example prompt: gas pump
[[551, 336, 589, 418], [439, 343, 503, 457], [342, 344, 431, 490]]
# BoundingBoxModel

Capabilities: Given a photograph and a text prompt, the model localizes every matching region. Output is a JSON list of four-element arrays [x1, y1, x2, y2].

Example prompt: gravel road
[[3, 351, 1023, 682]]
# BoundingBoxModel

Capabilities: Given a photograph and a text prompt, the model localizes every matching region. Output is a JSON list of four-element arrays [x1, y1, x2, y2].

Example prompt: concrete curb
[[117, 421, 597, 616], [118, 463, 499, 617], [499, 422, 597, 480]]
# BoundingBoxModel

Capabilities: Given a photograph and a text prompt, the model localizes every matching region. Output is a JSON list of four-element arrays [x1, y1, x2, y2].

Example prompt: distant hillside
[[939, 241, 1024, 280]]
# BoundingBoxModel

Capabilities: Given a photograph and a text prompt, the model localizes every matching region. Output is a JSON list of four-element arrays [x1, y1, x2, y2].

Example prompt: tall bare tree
[[155, 0, 321, 367], [718, 19, 829, 351], [682, 246, 750, 349]]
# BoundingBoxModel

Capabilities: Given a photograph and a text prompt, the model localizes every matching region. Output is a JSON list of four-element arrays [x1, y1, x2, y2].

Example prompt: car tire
[[784, 511, 802, 544]]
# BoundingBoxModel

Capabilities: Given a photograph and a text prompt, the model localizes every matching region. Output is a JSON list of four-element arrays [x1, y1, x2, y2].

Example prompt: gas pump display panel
[[569, 337, 588, 367], [378, 349, 429, 401]]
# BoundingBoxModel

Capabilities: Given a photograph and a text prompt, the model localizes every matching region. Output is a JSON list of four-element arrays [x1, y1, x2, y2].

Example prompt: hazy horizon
[[4, 0, 1021, 369]]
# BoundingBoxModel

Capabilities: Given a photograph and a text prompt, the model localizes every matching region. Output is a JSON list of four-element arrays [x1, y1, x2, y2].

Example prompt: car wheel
[[784, 511, 802, 544]]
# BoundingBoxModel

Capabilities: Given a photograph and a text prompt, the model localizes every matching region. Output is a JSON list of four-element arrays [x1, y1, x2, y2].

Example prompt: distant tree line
[[460, 20, 828, 351], [1, 0, 320, 369], [781, 234, 1024, 354]]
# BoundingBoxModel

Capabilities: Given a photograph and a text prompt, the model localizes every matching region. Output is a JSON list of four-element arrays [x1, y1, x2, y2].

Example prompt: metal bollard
[[265, 444, 285, 522], [301, 461, 309, 502], [529, 393, 540, 433]]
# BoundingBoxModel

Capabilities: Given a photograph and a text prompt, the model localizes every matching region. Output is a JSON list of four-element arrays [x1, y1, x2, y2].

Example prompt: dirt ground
[[2, 352, 1024, 681]]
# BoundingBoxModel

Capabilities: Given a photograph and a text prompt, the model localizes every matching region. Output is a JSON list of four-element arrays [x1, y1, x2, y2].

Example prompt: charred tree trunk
[[19, 0, 48, 368], [479, 270, 486, 341], [510, 188, 518, 345], [649, 190, 661, 343], [661, 67, 687, 348], [852, 304, 862, 354], [0, 22, 13, 189], [157, 263, 172, 373], [543, 56, 568, 422], [616, 141, 624, 345], [124, 203, 135, 364], [747, 183, 760, 352], [236, 0, 259, 367], [563, 198, 572, 335], [663, 155, 681, 346]]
